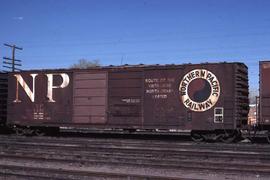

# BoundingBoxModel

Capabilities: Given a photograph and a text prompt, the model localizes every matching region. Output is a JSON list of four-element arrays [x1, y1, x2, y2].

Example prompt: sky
[[0, 0, 270, 91]]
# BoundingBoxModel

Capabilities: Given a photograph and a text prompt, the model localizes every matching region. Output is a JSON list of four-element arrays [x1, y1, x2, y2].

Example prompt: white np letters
[[14, 73, 70, 103]]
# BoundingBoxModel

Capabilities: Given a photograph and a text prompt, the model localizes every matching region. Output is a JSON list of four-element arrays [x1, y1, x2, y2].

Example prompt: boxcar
[[259, 61, 270, 129], [6, 62, 249, 141]]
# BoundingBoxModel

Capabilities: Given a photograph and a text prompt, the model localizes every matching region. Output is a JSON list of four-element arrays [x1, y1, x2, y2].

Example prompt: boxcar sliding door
[[72, 71, 108, 125], [107, 70, 143, 128]]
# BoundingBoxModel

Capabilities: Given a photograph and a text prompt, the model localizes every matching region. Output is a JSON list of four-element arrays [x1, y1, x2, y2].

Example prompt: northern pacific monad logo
[[179, 69, 220, 112]]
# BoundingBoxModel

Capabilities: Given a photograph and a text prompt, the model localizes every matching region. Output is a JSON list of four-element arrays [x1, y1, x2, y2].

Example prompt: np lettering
[[13, 73, 70, 103]]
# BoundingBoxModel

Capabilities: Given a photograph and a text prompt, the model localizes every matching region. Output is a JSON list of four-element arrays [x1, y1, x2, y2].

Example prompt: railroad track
[[0, 134, 270, 154], [0, 164, 184, 180], [0, 135, 269, 179]]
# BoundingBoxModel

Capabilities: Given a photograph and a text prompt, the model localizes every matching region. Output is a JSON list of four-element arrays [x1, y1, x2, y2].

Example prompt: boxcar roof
[[7, 61, 246, 73]]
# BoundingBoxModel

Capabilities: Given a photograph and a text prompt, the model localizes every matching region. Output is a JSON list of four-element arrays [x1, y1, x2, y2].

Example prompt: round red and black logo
[[179, 69, 220, 112]]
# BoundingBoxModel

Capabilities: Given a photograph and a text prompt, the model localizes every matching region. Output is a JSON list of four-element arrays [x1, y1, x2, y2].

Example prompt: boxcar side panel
[[143, 64, 239, 130], [144, 69, 184, 128], [7, 71, 73, 126]]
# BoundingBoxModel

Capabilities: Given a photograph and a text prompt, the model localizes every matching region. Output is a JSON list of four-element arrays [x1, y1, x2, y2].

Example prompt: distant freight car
[[259, 61, 270, 140], [6, 62, 249, 141]]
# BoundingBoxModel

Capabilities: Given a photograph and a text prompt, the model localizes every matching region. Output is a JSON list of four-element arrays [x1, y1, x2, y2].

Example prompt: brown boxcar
[[6, 62, 249, 140], [259, 61, 270, 127]]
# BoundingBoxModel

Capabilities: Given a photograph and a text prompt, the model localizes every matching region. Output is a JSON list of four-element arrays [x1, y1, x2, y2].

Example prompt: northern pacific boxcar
[[259, 61, 270, 130], [6, 62, 249, 141]]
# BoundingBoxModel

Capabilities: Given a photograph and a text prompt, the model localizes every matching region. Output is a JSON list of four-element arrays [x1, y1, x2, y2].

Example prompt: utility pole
[[3, 43, 23, 72]]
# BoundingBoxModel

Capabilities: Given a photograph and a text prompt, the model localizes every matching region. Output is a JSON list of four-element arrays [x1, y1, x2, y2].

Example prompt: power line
[[3, 26, 268, 49], [20, 43, 270, 59], [3, 44, 23, 72]]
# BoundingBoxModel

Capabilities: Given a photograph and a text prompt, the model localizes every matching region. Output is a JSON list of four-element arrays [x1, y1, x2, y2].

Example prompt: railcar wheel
[[266, 132, 270, 143], [202, 133, 223, 142], [34, 129, 45, 136], [15, 128, 25, 136], [221, 135, 236, 143], [191, 131, 204, 142], [220, 130, 240, 143]]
